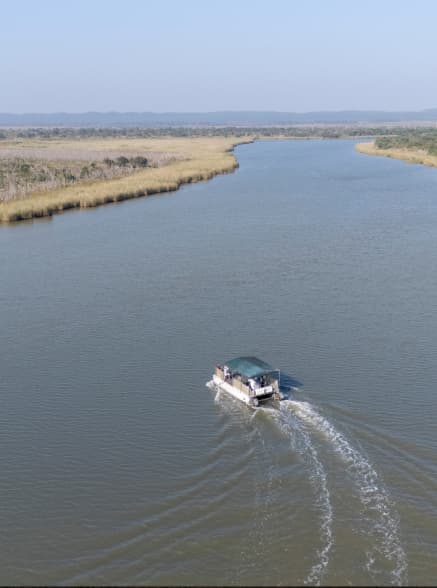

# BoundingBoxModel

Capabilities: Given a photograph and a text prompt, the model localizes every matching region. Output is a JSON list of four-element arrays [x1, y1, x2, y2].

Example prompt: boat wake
[[284, 400, 408, 585], [212, 383, 407, 584], [270, 405, 333, 586]]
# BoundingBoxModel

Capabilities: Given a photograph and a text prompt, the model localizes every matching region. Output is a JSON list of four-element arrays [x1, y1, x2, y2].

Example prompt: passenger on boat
[[224, 365, 230, 380], [248, 378, 259, 392]]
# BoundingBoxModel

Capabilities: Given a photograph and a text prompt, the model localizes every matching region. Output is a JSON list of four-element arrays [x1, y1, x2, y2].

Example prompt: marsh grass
[[355, 141, 437, 168], [0, 137, 253, 223]]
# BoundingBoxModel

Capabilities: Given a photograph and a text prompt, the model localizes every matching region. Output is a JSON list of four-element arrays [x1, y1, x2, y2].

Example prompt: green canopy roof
[[224, 356, 275, 378]]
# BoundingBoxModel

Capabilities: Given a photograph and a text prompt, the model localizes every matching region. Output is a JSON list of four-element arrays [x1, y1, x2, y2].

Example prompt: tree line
[[0, 125, 420, 141]]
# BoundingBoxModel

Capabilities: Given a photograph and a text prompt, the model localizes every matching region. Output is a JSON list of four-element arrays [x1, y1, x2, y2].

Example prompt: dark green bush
[[131, 156, 148, 168]]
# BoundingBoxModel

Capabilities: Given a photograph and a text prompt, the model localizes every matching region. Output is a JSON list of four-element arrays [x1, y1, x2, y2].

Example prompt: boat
[[207, 356, 284, 408]]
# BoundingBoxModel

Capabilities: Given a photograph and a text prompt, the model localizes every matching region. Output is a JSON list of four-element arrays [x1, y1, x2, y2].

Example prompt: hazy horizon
[[2, 108, 437, 115], [3, 109, 437, 128], [2, 0, 437, 113]]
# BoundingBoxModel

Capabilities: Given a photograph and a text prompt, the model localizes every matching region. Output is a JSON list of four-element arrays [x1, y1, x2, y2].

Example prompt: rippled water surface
[[1, 140, 437, 585]]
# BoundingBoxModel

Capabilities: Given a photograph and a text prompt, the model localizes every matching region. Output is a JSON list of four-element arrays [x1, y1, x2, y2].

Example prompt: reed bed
[[355, 141, 437, 168], [0, 136, 253, 223], [0, 146, 183, 164]]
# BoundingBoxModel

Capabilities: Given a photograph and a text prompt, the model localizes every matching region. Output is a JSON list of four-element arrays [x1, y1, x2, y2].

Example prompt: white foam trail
[[285, 400, 408, 585], [235, 419, 276, 583], [272, 405, 333, 586]]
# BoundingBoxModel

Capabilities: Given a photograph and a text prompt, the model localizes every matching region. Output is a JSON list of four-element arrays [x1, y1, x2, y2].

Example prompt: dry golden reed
[[0, 136, 253, 223], [356, 141, 437, 168]]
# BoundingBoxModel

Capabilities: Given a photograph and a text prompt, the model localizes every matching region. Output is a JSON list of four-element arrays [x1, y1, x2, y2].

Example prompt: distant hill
[[1, 110, 437, 127]]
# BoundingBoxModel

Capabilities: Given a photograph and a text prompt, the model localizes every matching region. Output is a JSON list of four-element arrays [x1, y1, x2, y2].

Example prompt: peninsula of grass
[[0, 136, 253, 223], [356, 135, 437, 169]]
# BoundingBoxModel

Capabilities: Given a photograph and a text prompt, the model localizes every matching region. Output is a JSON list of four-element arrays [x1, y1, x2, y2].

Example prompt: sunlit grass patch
[[355, 141, 437, 168], [0, 136, 253, 223]]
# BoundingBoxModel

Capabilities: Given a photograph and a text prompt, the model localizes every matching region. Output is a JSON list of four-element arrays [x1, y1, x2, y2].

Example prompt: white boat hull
[[207, 375, 278, 407], [211, 374, 252, 405], [207, 375, 286, 405]]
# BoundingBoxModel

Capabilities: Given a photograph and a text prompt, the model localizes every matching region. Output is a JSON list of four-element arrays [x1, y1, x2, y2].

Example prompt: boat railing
[[232, 378, 251, 395], [254, 385, 274, 396], [215, 367, 252, 395]]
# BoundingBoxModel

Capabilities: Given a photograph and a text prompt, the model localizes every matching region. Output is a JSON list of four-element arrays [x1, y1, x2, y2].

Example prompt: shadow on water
[[279, 372, 303, 393]]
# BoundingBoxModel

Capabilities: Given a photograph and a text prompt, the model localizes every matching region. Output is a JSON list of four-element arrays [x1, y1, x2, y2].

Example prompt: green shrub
[[116, 156, 129, 167], [131, 156, 148, 168]]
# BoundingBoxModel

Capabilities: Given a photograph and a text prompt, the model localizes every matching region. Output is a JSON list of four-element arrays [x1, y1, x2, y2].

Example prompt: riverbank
[[0, 136, 253, 223], [356, 140, 437, 168]]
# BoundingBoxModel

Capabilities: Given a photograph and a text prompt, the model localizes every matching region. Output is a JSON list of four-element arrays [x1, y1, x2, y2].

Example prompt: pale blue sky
[[2, 0, 437, 112]]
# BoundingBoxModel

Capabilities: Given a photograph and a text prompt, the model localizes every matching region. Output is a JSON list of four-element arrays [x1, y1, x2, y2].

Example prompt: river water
[[1, 140, 436, 585]]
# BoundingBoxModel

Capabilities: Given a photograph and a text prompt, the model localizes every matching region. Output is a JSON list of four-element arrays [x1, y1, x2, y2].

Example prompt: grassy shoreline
[[355, 140, 437, 168], [0, 136, 254, 223]]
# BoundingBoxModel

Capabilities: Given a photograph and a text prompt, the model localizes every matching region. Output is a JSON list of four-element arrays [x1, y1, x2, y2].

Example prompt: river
[[0, 140, 436, 585]]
